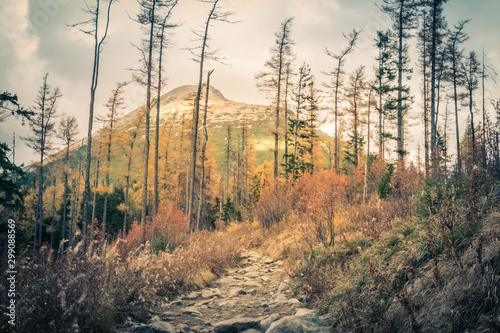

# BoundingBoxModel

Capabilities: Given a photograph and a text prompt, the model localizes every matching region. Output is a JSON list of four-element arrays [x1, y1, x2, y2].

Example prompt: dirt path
[[119, 250, 330, 333]]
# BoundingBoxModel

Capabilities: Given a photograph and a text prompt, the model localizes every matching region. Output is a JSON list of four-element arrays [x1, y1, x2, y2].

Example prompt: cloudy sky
[[1, 0, 499, 166]]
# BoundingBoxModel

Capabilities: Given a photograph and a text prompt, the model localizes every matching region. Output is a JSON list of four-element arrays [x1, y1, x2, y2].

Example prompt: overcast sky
[[1, 0, 499, 166]]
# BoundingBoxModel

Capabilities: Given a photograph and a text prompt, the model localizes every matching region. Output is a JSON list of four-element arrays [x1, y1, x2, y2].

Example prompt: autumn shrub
[[122, 201, 188, 255], [254, 179, 291, 228], [7, 224, 241, 332], [291, 168, 499, 332], [8, 242, 149, 333]]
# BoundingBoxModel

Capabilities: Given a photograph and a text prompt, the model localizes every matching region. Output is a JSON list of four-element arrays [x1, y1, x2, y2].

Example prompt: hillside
[[62, 85, 331, 181]]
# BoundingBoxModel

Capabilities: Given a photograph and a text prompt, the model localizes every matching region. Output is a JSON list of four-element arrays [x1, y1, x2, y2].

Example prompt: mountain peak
[[161, 85, 227, 104]]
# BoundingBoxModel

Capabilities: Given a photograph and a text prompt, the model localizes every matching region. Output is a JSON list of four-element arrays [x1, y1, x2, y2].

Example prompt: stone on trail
[[213, 317, 264, 333], [277, 281, 288, 294], [132, 321, 176, 333], [228, 288, 247, 297], [260, 313, 281, 331], [182, 307, 202, 317], [181, 292, 201, 300], [265, 309, 330, 333], [201, 288, 221, 299]]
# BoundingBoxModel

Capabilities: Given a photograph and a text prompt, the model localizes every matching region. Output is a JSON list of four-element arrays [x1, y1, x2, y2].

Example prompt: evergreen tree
[[380, 0, 419, 165], [374, 30, 397, 157], [256, 17, 295, 179], [24, 74, 61, 249]]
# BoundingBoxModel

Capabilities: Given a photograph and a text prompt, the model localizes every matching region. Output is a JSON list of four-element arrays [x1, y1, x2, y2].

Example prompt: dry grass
[[2, 229, 241, 332]]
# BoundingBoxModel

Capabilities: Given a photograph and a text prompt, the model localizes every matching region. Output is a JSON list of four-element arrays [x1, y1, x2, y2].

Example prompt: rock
[[287, 298, 301, 305], [245, 271, 261, 278], [160, 311, 180, 320], [228, 288, 247, 297], [182, 292, 201, 300], [242, 330, 261, 333], [243, 281, 262, 288], [277, 281, 288, 294], [244, 265, 260, 273], [213, 317, 263, 333], [151, 315, 161, 322], [260, 313, 281, 331], [264, 258, 274, 264], [295, 309, 314, 317], [176, 323, 189, 333], [266, 311, 330, 333], [201, 288, 221, 299], [218, 300, 238, 308], [133, 321, 177, 333], [261, 276, 270, 282], [183, 307, 202, 317], [169, 300, 182, 306]]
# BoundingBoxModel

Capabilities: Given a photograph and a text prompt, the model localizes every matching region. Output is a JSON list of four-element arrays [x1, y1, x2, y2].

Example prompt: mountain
[[58, 85, 332, 182]]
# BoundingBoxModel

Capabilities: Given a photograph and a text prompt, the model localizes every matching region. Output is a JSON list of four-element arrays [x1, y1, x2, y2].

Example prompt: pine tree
[[24, 73, 61, 250], [462, 51, 480, 162], [98, 81, 127, 240], [446, 20, 469, 175], [324, 29, 360, 170], [374, 30, 397, 157], [57, 115, 79, 250], [256, 17, 295, 179], [380, 0, 419, 165], [343, 66, 366, 170], [284, 63, 313, 179]]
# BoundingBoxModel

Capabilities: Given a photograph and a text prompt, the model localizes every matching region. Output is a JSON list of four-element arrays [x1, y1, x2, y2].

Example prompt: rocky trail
[[119, 250, 330, 333]]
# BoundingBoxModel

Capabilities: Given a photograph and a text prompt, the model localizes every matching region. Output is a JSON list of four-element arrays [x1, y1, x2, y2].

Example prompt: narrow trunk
[[284, 64, 290, 173], [364, 89, 372, 203], [91, 143, 101, 243], [61, 144, 69, 251], [50, 176, 57, 249], [141, 0, 157, 242], [196, 70, 213, 231], [188, 0, 218, 230], [334, 64, 341, 170], [430, 2, 438, 172], [397, 5, 404, 165], [453, 58, 462, 175]]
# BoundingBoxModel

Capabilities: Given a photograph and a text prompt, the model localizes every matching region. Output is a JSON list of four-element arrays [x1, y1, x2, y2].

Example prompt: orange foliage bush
[[291, 171, 347, 248], [122, 201, 188, 255]]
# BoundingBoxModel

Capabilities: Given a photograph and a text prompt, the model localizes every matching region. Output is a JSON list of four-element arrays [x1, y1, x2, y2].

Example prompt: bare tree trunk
[[154, 4, 177, 215], [284, 63, 291, 173], [397, 5, 405, 166], [364, 88, 373, 203], [91, 142, 101, 244], [81, 0, 113, 251], [188, 0, 220, 230], [123, 114, 143, 234], [197, 70, 214, 230], [141, 0, 157, 244], [50, 176, 57, 249], [61, 144, 69, 251]]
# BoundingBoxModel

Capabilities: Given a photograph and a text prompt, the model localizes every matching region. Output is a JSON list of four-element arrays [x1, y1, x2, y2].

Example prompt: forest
[[1, 0, 500, 332]]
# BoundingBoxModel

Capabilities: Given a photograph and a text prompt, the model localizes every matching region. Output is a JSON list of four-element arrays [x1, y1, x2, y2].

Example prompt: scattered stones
[[117, 250, 324, 333]]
